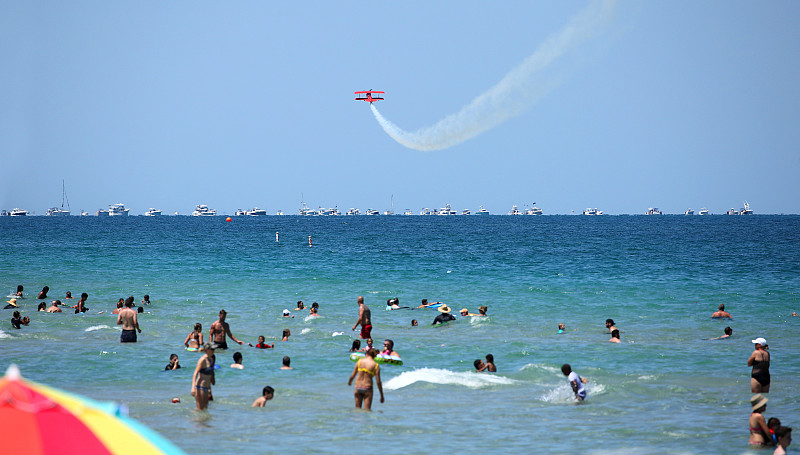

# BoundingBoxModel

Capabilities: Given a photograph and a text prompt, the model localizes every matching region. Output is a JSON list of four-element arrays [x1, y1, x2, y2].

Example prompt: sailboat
[[45, 180, 71, 216], [384, 195, 395, 215]]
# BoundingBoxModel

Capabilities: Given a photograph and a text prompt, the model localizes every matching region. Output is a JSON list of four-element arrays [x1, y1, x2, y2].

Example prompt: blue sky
[[2, 1, 799, 215]]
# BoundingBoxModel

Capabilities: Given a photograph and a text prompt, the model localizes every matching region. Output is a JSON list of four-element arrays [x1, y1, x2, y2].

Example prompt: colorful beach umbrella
[[0, 364, 186, 455]]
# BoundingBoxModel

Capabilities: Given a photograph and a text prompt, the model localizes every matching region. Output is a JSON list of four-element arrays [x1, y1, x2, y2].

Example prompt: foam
[[0, 329, 11, 339], [539, 381, 606, 403], [300, 328, 312, 335], [331, 331, 345, 337], [384, 367, 516, 391], [85, 324, 113, 332]]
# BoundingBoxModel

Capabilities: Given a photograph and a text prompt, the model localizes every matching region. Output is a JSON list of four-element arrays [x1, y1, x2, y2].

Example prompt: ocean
[[1, 215, 798, 454]]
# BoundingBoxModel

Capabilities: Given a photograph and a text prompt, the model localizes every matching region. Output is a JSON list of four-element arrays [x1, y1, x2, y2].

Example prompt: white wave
[[85, 325, 113, 332], [384, 367, 516, 391], [331, 331, 345, 337], [519, 363, 561, 374], [539, 381, 606, 403], [370, 0, 618, 151], [0, 329, 11, 339], [300, 328, 312, 335]]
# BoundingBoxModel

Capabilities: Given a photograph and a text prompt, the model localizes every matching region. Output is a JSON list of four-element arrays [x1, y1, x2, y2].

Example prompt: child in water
[[252, 386, 274, 407]]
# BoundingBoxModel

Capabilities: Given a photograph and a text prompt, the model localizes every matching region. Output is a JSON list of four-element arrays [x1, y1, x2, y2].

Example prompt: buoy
[[226, 217, 232, 222], [171, 397, 181, 403], [308, 235, 312, 247], [276, 232, 279, 242]]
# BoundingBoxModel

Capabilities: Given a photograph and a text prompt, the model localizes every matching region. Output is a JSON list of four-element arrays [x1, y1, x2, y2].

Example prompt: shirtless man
[[351, 296, 372, 340], [209, 309, 244, 350], [605, 319, 617, 333], [47, 301, 62, 313], [347, 349, 384, 411], [711, 304, 733, 319], [112, 301, 123, 314], [116, 297, 141, 342]]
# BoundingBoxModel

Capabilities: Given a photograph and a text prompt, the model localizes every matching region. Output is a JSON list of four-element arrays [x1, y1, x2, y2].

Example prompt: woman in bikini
[[184, 323, 204, 350], [747, 337, 770, 393], [749, 394, 774, 448], [191, 343, 216, 410], [347, 348, 384, 411]]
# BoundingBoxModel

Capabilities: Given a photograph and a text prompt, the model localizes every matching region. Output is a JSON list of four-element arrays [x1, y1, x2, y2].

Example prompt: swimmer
[[474, 359, 486, 372], [64, 291, 73, 299], [282, 309, 294, 318], [4, 298, 19, 310], [309, 307, 319, 317], [47, 301, 62, 313], [74, 293, 89, 313], [711, 303, 733, 319], [411, 319, 418, 326], [281, 356, 292, 370], [191, 342, 216, 410], [748, 337, 770, 393], [165, 353, 181, 370], [37, 286, 49, 299], [347, 348, 383, 411], [116, 297, 140, 342], [363, 338, 375, 352], [432, 305, 456, 325], [184, 323, 204, 350], [769, 418, 782, 445], [558, 323, 566, 334], [609, 329, 621, 343], [417, 298, 442, 308], [252, 386, 274, 407], [281, 329, 290, 341], [792, 312, 798, 317], [37, 302, 46, 312], [294, 301, 305, 311], [707, 326, 733, 340], [210, 309, 245, 350], [749, 394, 773, 448], [231, 352, 244, 369], [477, 305, 488, 316], [561, 364, 588, 401], [605, 319, 617, 333], [381, 339, 399, 357], [350, 340, 361, 351], [10, 311, 28, 329], [484, 354, 497, 372], [774, 426, 792, 455], [255, 336, 274, 349], [14, 285, 23, 298], [141, 294, 151, 305], [112, 300, 123, 314], [386, 298, 400, 310]]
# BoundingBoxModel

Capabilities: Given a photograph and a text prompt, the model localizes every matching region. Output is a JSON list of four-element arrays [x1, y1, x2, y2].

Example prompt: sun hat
[[750, 394, 768, 411], [438, 305, 452, 313], [460, 308, 469, 313], [751, 337, 767, 346], [282, 309, 290, 315], [6, 298, 18, 307], [479, 306, 487, 312]]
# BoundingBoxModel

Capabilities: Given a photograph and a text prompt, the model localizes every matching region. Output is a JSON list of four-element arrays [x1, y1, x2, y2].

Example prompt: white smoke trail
[[371, 0, 617, 151]]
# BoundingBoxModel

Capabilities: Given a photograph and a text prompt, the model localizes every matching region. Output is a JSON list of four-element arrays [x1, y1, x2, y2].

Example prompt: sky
[[1, 1, 799, 215]]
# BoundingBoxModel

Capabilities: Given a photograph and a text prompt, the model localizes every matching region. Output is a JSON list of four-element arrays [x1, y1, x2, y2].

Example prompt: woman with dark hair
[[749, 394, 773, 448], [37, 286, 49, 299], [64, 291, 73, 299], [484, 354, 496, 372], [349, 339, 361, 352], [282, 329, 290, 341], [609, 329, 621, 343], [184, 323, 204, 350], [347, 348, 384, 411], [15, 285, 23, 298], [37, 302, 47, 312], [191, 343, 216, 410]]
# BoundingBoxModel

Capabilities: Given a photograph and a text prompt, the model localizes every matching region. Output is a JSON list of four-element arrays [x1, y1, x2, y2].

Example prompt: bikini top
[[356, 359, 377, 377], [199, 356, 216, 375]]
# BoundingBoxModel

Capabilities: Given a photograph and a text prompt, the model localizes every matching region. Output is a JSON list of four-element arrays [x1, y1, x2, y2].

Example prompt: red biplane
[[354, 90, 385, 103]]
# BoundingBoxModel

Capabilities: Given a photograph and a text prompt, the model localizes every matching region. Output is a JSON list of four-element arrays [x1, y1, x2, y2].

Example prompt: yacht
[[9, 208, 28, 216], [583, 208, 603, 215], [144, 208, 162, 216], [404, 209, 413, 216], [108, 203, 130, 216], [740, 201, 754, 215], [323, 207, 340, 216], [365, 208, 380, 216], [684, 208, 694, 215], [698, 208, 709, 215], [461, 209, 471, 216], [475, 206, 490, 216], [438, 204, 457, 215], [80, 210, 90, 216], [46, 180, 71, 216], [192, 205, 217, 216], [276, 210, 284, 216], [247, 207, 268, 216], [508, 205, 522, 216], [525, 206, 543, 215], [235, 209, 247, 216], [346, 208, 360, 216], [384, 196, 395, 216], [645, 207, 662, 215], [420, 208, 433, 216], [726, 208, 738, 215], [299, 204, 315, 216], [96, 209, 109, 217]]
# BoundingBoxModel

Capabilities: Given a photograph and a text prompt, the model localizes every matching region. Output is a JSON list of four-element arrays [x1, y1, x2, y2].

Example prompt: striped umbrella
[[0, 364, 186, 455]]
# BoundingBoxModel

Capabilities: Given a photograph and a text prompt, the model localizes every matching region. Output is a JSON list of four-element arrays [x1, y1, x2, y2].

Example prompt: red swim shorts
[[360, 324, 372, 339]]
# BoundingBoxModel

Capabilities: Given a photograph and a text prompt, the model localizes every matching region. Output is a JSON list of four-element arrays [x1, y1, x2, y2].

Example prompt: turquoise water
[[2, 215, 798, 454]]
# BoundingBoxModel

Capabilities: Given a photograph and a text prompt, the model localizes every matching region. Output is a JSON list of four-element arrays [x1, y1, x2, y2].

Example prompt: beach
[[2, 215, 798, 454]]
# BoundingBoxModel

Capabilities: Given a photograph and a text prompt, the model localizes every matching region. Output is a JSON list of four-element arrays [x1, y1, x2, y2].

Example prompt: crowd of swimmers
[[6, 285, 796, 449]]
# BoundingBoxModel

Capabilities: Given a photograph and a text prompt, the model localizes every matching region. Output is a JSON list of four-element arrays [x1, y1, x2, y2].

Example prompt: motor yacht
[[726, 208, 738, 215], [525, 206, 543, 215], [144, 208, 162, 216], [404, 209, 413, 216], [583, 208, 603, 215], [698, 208, 709, 215], [365, 209, 380, 216], [645, 207, 662, 215], [235, 209, 246, 216], [508, 205, 522, 216], [192, 205, 216, 216], [740, 201, 754, 215], [438, 204, 457, 215], [420, 208, 433, 216], [684, 208, 694, 215], [96, 209, 109, 217], [276, 210, 284, 216], [299, 204, 315, 216], [346, 208, 361, 216], [108, 203, 129, 216], [475, 206, 490, 216], [247, 207, 267, 216], [9, 208, 28, 216], [461, 209, 471, 216]]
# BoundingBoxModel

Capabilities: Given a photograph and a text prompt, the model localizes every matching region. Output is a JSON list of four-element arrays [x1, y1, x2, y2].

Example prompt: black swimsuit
[[751, 354, 770, 386]]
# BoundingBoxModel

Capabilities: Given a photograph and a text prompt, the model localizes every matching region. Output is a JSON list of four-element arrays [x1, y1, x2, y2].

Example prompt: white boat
[[346, 208, 360, 216], [726, 208, 738, 215], [403, 209, 413, 216], [9, 208, 28, 216], [698, 208, 709, 215], [144, 208, 162, 216], [508, 205, 522, 216], [108, 203, 130, 216], [684, 208, 694, 215], [740, 201, 754, 215], [299, 203, 315, 216], [525, 206, 543, 215], [46, 180, 71, 216], [438, 204, 456, 215], [583, 208, 603, 215], [365, 209, 380, 216], [475, 206, 490, 216], [96, 209, 109, 217], [276, 210, 284, 216], [235, 209, 247, 216], [247, 207, 267, 216], [461, 209, 471, 216], [384, 196, 395, 216], [323, 207, 340, 216], [80, 210, 90, 216], [192, 205, 216, 216], [420, 208, 433, 216], [645, 207, 662, 215]]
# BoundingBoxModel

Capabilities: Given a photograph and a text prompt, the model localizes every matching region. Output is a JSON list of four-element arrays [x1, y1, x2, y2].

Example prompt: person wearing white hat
[[282, 309, 294, 318], [748, 337, 770, 393]]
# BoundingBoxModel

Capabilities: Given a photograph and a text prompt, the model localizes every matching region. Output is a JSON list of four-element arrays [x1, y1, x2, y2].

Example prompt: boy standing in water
[[561, 364, 588, 401], [252, 386, 274, 407]]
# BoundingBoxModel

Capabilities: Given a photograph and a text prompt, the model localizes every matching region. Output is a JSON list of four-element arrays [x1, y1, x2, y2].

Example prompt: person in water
[[184, 323, 204, 350], [112, 300, 123, 314], [769, 418, 782, 445], [282, 309, 294, 318], [411, 319, 418, 326], [561, 364, 588, 401], [281, 329, 290, 341], [281, 356, 292, 370], [609, 329, 621, 343], [363, 338, 375, 352], [749, 394, 774, 448], [386, 298, 400, 310], [558, 323, 566, 334], [191, 342, 216, 410], [116, 297, 141, 342], [381, 339, 399, 357], [47, 301, 62, 313], [37, 286, 49, 299], [349, 340, 361, 352], [14, 285, 23, 298], [4, 298, 19, 310], [141, 294, 151, 305], [773, 426, 792, 455], [352, 296, 372, 339], [165, 353, 181, 370], [748, 337, 771, 393], [10, 311, 29, 329], [209, 309, 244, 350], [294, 301, 305, 311], [252, 386, 274, 407], [64, 291, 73, 299], [484, 354, 497, 372], [417, 298, 442, 308], [605, 319, 617, 333], [347, 348, 383, 411], [37, 302, 46, 312], [432, 305, 456, 325], [711, 303, 733, 319], [74, 293, 89, 313], [707, 326, 733, 340], [231, 352, 244, 369], [474, 359, 486, 372], [255, 336, 274, 349]]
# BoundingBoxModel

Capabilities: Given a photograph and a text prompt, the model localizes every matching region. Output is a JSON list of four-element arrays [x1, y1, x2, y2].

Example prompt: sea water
[[1, 215, 798, 454]]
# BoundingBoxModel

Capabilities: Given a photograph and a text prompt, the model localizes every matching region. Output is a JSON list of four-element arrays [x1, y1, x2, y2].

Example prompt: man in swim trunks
[[711, 303, 733, 319], [561, 364, 588, 401], [209, 309, 244, 350], [116, 297, 141, 342], [347, 348, 384, 411], [351, 296, 372, 340]]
